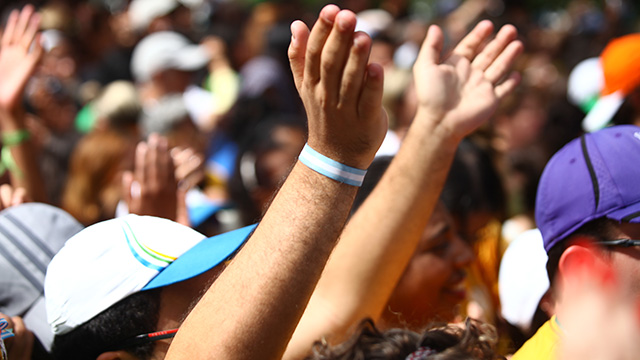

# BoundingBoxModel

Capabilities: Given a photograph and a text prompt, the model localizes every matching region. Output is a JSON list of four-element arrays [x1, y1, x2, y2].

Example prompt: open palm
[[0, 5, 43, 112], [413, 21, 522, 140]]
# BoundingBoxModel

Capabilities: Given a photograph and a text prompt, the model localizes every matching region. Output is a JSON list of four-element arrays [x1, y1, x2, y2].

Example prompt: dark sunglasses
[[595, 239, 640, 247]]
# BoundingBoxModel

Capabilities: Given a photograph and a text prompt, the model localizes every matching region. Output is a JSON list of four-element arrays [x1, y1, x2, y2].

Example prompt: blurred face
[[252, 125, 306, 211], [605, 223, 640, 299], [383, 203, 474, 328]]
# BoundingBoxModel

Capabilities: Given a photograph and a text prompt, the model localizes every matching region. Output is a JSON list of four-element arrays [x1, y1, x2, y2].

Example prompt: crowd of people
[[0, 0, 639, 359]]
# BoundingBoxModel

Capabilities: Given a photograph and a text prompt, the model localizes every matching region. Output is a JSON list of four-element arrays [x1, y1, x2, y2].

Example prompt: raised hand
[[0, 5, 43, 114], [288, 5, 387, 169], [413, 20, 523, 140], [0, 184, 27, 209], [122, 134, 179, 221]]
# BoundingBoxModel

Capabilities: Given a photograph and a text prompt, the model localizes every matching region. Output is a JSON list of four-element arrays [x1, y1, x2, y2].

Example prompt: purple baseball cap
[[536, 125, 640, 252]]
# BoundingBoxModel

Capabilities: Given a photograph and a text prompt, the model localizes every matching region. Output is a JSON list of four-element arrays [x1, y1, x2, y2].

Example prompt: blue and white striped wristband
[[298, 144, 367, 187]]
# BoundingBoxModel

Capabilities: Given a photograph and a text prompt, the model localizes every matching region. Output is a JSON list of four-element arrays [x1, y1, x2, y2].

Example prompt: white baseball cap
[[130, 31, 210, 83], [129, 0, 178, 33], [45, 215, 255, 335]]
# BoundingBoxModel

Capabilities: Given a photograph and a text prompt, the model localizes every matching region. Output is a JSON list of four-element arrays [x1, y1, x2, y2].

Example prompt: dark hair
[[51, 288, 162, 359], [545, 217, 619, 285], [306, 318, 503, 360], [228, 113, 307, 225], [441, 140, 506, 231], [351, 156, 394, 215]]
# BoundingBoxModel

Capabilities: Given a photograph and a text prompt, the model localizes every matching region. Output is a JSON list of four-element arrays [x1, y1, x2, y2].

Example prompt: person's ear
[[97, 350, 138, 360], [558, 241, 614, 288], [558, 243, 597, 280]]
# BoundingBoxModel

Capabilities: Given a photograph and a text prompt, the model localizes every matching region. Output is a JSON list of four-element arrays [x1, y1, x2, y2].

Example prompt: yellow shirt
[[511, 316, 562, 360]]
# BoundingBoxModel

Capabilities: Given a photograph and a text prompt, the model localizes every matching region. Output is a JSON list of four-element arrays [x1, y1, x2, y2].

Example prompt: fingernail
[[367, 64, 381, 78]]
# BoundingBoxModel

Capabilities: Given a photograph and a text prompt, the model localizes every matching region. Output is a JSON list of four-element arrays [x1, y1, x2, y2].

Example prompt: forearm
[[285, 118, 460, 358], [0, 111, 46, 203], [166, 162, 358, 359], [287, 17, 523, 358]]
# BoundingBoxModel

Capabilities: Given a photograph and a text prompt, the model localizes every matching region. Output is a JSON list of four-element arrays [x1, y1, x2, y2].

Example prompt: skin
[[285, 17, 522, 360], [252, 125, 307, 212], [554, 223, 640, 360], [0, 5, 47, 203], [0, 312, 33, 360], [164, 5, 387, 360], [96, 266, 225, 360], [381, 203, 474, 329]]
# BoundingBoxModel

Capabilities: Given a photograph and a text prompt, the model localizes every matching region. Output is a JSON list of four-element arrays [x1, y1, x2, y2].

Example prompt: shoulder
[[511, 317, 561, 360]]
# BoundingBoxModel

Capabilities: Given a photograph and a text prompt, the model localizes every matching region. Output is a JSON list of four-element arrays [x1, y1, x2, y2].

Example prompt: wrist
[[298, 143, 368, 187], [412, 108, 464, 145], [2, 129, 30, 146]]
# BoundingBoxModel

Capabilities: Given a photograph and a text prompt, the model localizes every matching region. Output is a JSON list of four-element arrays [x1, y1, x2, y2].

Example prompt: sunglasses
[[595, 239, 640, 247]]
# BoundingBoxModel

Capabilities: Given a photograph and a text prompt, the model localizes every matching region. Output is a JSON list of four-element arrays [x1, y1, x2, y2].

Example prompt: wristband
[[0, 146, 23, 179], [1, 129, 30, 147], [298, 143, 367, 187]]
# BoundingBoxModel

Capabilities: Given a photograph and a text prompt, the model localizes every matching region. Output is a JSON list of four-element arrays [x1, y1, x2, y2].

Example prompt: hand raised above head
[[122, 134, 179, 221], [0, 5, 43, 114], [288, 5, 387, 170], [413, 20, 523, 141]]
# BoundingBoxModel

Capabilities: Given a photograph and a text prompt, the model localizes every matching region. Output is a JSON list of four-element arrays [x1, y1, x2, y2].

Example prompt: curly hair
[[306, 318, 504, 360]]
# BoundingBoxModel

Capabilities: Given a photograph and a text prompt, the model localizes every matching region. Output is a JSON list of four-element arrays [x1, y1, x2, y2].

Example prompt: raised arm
[[0, 5, 46, 203], [165, 5, 387, 359], [285, 20, 523, 358]]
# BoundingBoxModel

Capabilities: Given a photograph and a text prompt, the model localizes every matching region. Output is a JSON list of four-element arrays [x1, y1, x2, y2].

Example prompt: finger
[[288, 20, 310, 92], [147, 134, 159, 188], [11, 187, 26, 207], [450, 20, 494, 61], [357, 63, 385, 122], [175, 149, 202, 181], [484, 40, 523, 84], [415, 25, 444, 68], [320, 10, 357, 103], [0, 184, 13, 209], [339, 31, 371, 105], [29, 33, 45, 64], [174, 147, 193, 164], [12, 5, 35, 45], [122, 171, 133, 205], [134, 141, 148, 186], [21, 11, 41, 49], [471, 24, 518, 71], [495, 71, 521, 100], [159, 137, 175, 184], [2, 10, 18, 47], [304, 4, 340, 85]]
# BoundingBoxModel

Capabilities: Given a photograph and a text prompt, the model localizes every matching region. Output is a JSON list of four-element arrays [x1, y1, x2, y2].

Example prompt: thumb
[[416, 25, 444, 68]]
